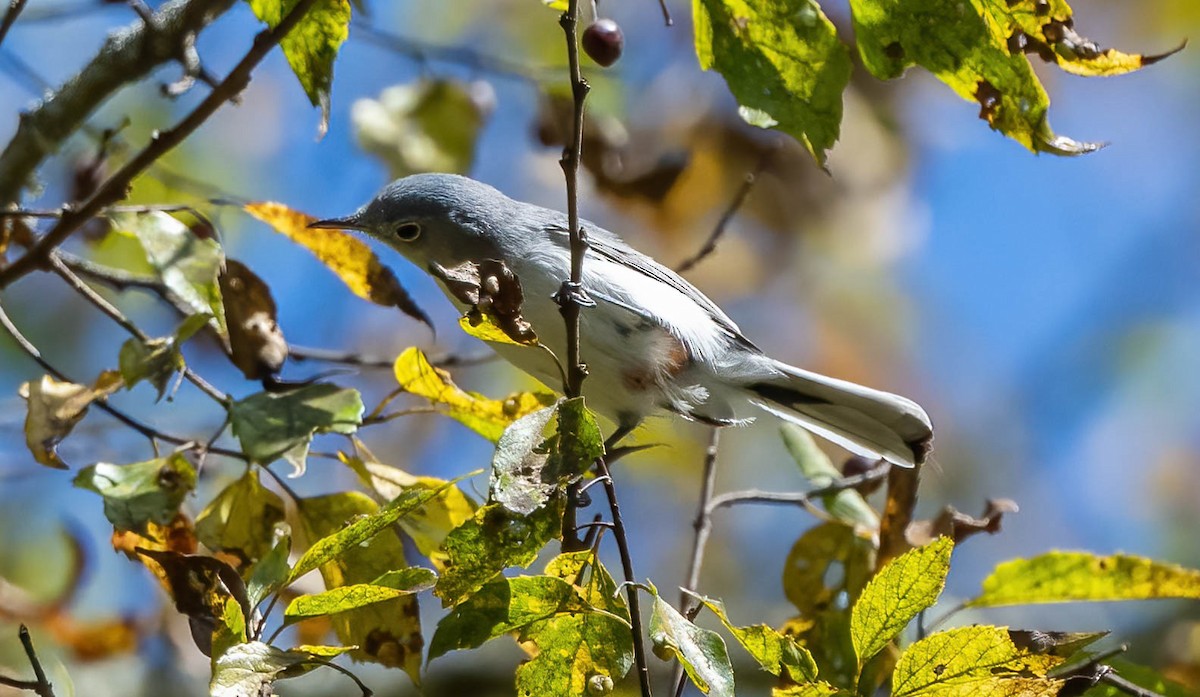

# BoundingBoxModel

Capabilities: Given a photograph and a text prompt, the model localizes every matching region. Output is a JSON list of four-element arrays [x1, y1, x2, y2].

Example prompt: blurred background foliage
[[0, 0, 1198, 694]]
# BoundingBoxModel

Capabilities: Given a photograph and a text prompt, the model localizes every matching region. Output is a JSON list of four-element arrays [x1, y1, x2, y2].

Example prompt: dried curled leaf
[[220, 259, 288, 380], [245, 201, 432, 328], [430, 258, 538, 346], [907, 498, 1019, 547], [19, 372, 123, 469]]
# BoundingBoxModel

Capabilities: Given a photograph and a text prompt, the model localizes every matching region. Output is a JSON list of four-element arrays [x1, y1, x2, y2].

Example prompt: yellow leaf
[[968, 551, 1200, 607], [19, 372, 123, 469], [339, 443, 475, 572], [892, 625, 1064, 697], [392, 346, 555, 442], [458, 313, 539, 347], [244, 201, 431, 327]]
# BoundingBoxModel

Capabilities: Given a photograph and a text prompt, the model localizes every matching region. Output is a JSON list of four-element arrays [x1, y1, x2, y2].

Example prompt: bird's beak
[[307, 215, 365, 231]]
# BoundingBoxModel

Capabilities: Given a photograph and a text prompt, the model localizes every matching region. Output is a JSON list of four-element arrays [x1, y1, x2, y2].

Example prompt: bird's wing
[[545, 222, 756, 349]]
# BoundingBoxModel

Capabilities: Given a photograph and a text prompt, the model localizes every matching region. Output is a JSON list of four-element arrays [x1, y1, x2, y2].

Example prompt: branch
[[0, 0, 238, 205], [672, 427, 721, 697], [0, 0, 321, 288], [675, 146, 775, 273], [17, 625, 53, 697], [876, 463, 921, 571], [706, 459, 891, 514], [0, 0, 30, 50], [555, 0, 592, 400]]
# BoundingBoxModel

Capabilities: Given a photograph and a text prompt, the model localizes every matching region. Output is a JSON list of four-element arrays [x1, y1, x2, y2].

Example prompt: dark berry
[[582, 18, 624, 67]]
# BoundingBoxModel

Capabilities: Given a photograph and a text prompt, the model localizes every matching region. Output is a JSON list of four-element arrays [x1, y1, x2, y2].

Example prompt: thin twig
[[0, 0, 321, 288], [595, 457, 653, 697], [706, 459, 891, 514], [46, 252, 230, 405], [1100, 672, 1165, 697], [0, 0, 239, 205], [0, 300, 246, 462], [653, 0, 673, 26], [672, 427, 721, 697], [18, 625, 54, 697], [675, 146, 775, 273], [0, 0, 31, 50], [355, 22, 549, 84]]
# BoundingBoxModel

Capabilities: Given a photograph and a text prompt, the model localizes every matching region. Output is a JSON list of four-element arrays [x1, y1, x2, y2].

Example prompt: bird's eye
[[395, 222, 421, 242]]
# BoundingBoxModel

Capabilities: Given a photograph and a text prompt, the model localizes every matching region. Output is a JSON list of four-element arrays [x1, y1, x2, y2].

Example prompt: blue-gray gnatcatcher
[[312, 173, 933, 467]]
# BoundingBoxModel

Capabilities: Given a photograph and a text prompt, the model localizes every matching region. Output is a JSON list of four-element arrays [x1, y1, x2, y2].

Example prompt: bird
[[311, 173, 933, 467]]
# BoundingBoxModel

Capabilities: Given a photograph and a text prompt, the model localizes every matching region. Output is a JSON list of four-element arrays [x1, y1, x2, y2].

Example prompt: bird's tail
[[744, 360, 933, 468]]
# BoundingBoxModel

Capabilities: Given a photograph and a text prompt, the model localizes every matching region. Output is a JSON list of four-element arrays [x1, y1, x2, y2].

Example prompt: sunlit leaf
[[892, 625, 1065, 697], [245, 201, 432, 327], [229, 383, 363, 476], [435, 499, 565, 606], [290, 485, 448, 584], [772, 683, 849, 697], [195, 469, 286, 568], [393, 347, 555, 442], [245, 0, 351, 136], [110, 211, 226, 334], [210, 641, 310, 697], [74, 453, 197, 532], [284, 567, 436, 620], [782, 425, 880, 538], [688, 591, 818, 683], [968, 551, 1200, 607], [649, 586, 736, 696], [340, 442, 476, 571], [429, 258, 539, 345], [848, 0, 1100, 154], [851, 536, 953, 665], [296, 491, 432, 680], [19, 372, 123, 469], [693, 0, 852, 166], [352, 79, 493, 177], [212, 596, 248, 664], [490, 404, 559, 515], [429, 575, 593, 659], [980, 0, 1182, 77], [220, 259, 288, 380]]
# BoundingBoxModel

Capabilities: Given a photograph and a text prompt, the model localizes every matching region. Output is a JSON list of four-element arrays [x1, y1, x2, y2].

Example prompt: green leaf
[[296, 491, 432, 681], [196, 469, 286, 567], [435, 499, 564, 606], [284, 568, 436, 621], [693, 0, 852, 167], [210, 641, 310, 697], [212, 597, 248, 664], [968, 551, 1200, 607], [515, 606, 635, 696], [848, 0, 1099, 155], [553, 397, 604, 475], [429, 575, 594, 659], [290, 485, 447, 584], [246, 534, 291, 608], [688, 591, 817, 683], [245, 0, 351, 135], [650, 586, 736, 697], [118, 338, 181, 400], [850, 536, 953, 665], [782, 425, 880, 536], [772, 683, 850, 697], [73, 453, 197, 531], [490, 404, 559, 515], [339, 443, 476, 570], [352, 78, 492, 178], [229, 383, 363, 475], [111, 212, 226, 335], [892, 625, 1065, 697]]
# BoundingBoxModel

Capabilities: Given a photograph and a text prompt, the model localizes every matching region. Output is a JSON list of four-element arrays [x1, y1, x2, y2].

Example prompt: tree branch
[[0, 0, 237, 205], [675, 146, 775, 274], [0, 0, 30, 50], [0, 0, 320, 288], [16, 625, 53, 697]]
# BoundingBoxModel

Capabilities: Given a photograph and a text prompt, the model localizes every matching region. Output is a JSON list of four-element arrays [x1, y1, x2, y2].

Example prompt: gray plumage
[[313, 173, 933, 467]]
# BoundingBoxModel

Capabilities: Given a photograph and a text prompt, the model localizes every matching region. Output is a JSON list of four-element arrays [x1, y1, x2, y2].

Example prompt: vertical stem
[[596, 458, 654, 697], [673, 427, 720, 696], [18, 625, 55, 697], [877, 464, 922, 570]]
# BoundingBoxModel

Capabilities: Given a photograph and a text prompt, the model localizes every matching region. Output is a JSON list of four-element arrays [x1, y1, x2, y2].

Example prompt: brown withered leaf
[[906, 498, 1019, 547], [45, 614, 141, 661], [245, 201, 433, 330], [429, 259, 537, 345], [220, 259, 288, 380], [134, 548, 251, 656], [19, 371, 123, 469]]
